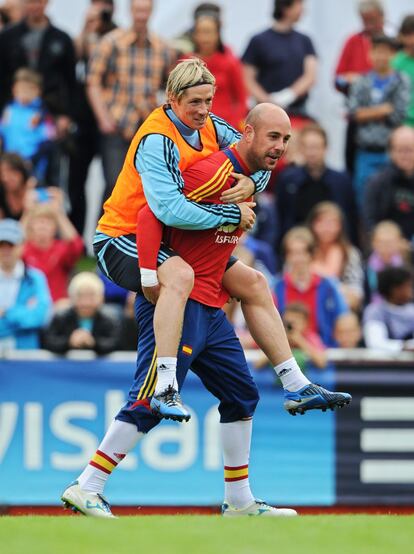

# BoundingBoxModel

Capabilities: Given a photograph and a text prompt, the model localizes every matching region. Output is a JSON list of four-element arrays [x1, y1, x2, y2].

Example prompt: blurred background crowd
[[1, 0, 414, 369]]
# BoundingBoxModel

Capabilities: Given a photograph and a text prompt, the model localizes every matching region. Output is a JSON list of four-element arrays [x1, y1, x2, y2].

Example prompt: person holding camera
[[75, 1, 116, 61], [68, 0, 117, 234]]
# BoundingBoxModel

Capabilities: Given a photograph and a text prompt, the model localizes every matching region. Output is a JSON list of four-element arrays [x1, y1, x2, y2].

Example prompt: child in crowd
[[282, 303, 327, 369], [348, 34, 410, 208], [255, 302, 327, 370], [333, 312, 363, 348], [22, 188, 84, 303], [366, 220, 408, 302], [275, 225, 348, 347], [0, 68, 56, 183], [43, 271, 121, 355], [363, 266, 414, 351]]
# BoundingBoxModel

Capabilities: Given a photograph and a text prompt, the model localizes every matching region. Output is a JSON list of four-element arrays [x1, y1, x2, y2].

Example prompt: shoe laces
[[306, 384, 338, 402], [160, 385, 183, 407]]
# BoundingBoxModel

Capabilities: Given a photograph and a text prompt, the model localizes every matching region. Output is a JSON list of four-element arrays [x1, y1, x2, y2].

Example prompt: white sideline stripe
[[361, 398, 414, 421], [360, 461, 414, 483], [361, 429, 414, 452]]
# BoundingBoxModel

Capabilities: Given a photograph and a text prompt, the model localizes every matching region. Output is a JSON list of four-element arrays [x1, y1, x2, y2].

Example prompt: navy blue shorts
[[116, 296, 259, 433], [93, 231, 238, 294], [93, 232, 177, 293]]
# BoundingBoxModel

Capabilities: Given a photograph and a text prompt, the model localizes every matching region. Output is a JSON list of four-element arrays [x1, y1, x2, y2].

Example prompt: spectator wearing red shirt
[[185, 12, 247, 129], [335, 0, 385, 94], [335, 0, 386, 173], [22, 188, 84, 302]]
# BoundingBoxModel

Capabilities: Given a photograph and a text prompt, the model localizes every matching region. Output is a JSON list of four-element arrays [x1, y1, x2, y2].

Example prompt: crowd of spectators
[[1, 0, 414, 363]]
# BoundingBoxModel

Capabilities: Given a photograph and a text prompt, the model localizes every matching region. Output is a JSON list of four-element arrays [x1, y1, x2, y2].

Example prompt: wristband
[[141, 268, 159, 287], [270, 88, 296, 108]]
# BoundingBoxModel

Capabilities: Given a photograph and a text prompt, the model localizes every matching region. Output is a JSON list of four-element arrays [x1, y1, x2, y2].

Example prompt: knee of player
[[177, 263, 194, 294], [170, 264, 195, 297], [241, 269, 270, 301], [159, 259, 194, 297]]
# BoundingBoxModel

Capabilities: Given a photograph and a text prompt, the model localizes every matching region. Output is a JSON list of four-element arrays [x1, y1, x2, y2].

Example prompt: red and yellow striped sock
[[224, 464, 249, 482], [89, 450, 124, 475], [224, 464, 254, 507]]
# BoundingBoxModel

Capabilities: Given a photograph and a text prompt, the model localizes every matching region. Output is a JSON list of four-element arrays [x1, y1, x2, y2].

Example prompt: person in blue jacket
[[0, 218, 51, 350]]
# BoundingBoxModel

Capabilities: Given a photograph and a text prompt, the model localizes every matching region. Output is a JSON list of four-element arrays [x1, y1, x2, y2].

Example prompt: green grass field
[[1, 515, 413, 554]]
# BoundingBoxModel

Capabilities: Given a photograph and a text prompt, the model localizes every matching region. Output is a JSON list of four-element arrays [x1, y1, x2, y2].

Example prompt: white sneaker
[[222, 499, 297, 517], [61, 481, 116, 518]]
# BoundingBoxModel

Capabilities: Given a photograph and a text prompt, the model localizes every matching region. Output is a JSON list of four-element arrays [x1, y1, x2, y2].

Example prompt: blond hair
[[13, 68, 42, 89], [282, 226, 315, 257], [68, 272, 104, 299], [372, 220, 403, 240], [166, 58, 215, 101], [26, 203, 58, 224], [25, 203, 58, 240]]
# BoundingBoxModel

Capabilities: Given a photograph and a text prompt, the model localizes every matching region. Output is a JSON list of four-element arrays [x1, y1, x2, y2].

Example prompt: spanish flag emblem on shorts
[[182, 344, 193, 356]]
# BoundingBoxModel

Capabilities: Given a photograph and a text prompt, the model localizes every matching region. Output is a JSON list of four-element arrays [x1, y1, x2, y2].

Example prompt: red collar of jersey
[[225, 146, 251, 176]]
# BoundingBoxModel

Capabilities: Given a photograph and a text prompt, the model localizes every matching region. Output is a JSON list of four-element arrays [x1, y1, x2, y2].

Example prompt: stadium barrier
[[0, 350, 413, 507]]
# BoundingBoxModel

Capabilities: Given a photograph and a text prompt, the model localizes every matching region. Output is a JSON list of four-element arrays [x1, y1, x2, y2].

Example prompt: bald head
[[237, 103, 291, 172], [390, 126, 414, 175], [390, 125, 414, 146], [245, 103, 291, 131]]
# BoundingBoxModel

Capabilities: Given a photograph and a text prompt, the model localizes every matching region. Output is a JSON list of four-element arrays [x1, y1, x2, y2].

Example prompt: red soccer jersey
[[137, 146, 251, 308]]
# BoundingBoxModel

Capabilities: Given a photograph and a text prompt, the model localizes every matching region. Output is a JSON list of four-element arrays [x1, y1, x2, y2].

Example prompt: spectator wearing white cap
[[0, 218, 51, 350]]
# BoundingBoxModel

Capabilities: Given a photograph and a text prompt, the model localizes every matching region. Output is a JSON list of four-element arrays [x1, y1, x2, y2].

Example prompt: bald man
[[62, 103, 351, 518], [365, 125, 414, 239], [137, 103, 292, 297]]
